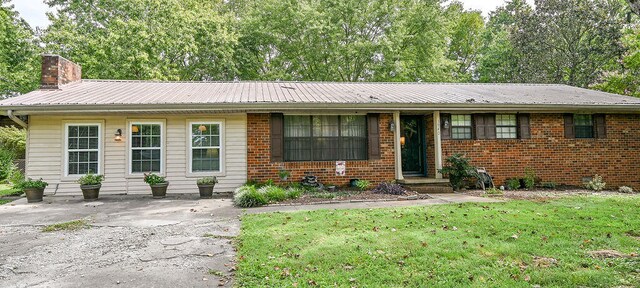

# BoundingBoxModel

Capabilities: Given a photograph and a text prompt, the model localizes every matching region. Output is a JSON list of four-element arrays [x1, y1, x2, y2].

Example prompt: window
[[189, 122, 222, 173], [451, 115, 472, 139], [284, 115, 367, 161], [130, 122, 163, 173], [574, 114, 594, 138], [66, 124, 100, 175], [496, 114, 517, 139]]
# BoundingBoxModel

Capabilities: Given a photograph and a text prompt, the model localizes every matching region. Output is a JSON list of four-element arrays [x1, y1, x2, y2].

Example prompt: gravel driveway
[[0, 194, 241, 288]]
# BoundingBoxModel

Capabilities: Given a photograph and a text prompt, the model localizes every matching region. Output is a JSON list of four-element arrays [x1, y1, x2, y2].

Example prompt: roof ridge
[[81, 79, 570, 86]]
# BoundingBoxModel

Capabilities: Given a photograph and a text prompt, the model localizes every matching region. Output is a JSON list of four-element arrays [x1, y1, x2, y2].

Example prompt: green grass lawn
[[0, 183, 22, 197], [237, 196, 640, 287]]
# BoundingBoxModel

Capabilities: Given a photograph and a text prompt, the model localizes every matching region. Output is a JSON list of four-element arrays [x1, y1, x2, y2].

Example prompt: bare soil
[[276, 190, 431, 205]]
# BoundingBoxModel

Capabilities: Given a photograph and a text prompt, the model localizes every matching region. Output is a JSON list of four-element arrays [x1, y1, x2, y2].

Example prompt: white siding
[[26, 114, 247, 195]]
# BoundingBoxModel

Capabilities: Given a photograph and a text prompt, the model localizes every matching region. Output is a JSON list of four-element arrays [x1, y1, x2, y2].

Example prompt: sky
[[9, 0, 536, 30]]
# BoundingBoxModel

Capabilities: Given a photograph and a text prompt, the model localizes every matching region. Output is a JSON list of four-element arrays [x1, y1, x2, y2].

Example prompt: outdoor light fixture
[[389, 120, 395, 132], [114, 129, 123, 141], [443, 118, 450, 129], [400, 136, 406, 148], [131, 125, 139, 133], [198, 124, 207, 132]]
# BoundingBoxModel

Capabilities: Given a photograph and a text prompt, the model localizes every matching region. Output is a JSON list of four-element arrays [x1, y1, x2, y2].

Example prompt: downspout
[[7, 110, 27, 128]]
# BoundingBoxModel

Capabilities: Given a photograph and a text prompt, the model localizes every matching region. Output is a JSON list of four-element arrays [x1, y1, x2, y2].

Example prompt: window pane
[[452, 127, 472, 139], [451, 115, 471, 126], [67, 125, 100, 175], [340, 115, 366, 137], [576, 126, 594, 138], [78, 126, 89, 137], [313, 116, 339, 137], [574, 115, 593, 126], [284, 138, 312, 161], [496, 127, 517, 139], [496, 114, 516, 126], [284, 116, 311, 137], [192, 148, 220, 172], [69, 126, 78, 137]]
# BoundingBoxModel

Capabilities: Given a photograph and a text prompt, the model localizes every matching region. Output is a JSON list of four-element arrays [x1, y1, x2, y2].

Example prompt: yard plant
[[143, 173, 166, 185], [439, 153, 477, 190], [76, 173, 104, 186], [237, 196, 640, 287]]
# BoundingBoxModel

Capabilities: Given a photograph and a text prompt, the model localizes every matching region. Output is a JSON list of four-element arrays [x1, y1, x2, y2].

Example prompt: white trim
[[433, 112, 443, 179], [62, 121, 104, 180], [186, 120, 226, 177], [393, 111, 403, 180], [127, 120, 166, 177]]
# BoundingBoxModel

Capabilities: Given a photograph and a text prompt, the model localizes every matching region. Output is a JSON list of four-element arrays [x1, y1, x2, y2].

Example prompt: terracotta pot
[[24, 188, 44, 203], [150, 182, 169, 199], [80, 184, 101, 201], [197, 184, 215, 199]]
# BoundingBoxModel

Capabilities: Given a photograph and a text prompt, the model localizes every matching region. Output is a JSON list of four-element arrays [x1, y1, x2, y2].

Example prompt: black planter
[[24, 188, 44, 203], [197, 184, 215, 199], [150, 182, 169, 199], [80, 184, 101, 201]]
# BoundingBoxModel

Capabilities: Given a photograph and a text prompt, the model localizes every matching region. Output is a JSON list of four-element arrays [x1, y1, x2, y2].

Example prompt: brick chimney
[[40, 54, 82, 89]]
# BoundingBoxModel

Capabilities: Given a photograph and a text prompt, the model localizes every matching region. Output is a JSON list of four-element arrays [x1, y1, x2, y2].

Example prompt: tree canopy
[[1, 0, 639, 97]]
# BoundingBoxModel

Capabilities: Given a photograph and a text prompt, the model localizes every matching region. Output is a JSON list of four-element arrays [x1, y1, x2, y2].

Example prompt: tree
[[628, 0, 640, 15], [42, 0, 238, 81], [445, 3, 485, 81], [0, 1, 39, 97], [511, 0, 626, 87], [593, 24, 640, 97]]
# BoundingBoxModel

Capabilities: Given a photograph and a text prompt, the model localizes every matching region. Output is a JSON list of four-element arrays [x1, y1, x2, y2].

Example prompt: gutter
[[7, 110, 27, 128]]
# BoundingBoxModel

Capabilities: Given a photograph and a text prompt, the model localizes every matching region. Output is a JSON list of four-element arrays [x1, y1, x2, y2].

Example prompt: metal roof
[[1, 80, 640, 113]]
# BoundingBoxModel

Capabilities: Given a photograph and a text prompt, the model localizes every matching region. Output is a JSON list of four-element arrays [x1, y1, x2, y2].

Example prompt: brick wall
[[247, 113, 396, 186], [41, 55, 82, 89], [440, 113, 640, 189]]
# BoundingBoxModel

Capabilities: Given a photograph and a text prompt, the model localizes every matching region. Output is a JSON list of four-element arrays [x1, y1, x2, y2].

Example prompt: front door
[[400, 115, 426, 176]]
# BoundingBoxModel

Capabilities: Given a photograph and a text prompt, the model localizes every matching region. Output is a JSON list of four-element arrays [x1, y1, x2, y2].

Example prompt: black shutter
[[518, 114, 531, 139], [474, 114, 486, 139], [485, 114, 496, 139], [367, 114, 381, 160], [594, 114, 607, 139], [441, 113, 451, 140], [270, 113, 284, 162], [564, 114, 575, 139]]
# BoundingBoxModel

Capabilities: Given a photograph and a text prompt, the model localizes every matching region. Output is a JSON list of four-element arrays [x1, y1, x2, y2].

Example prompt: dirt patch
[[275, 190, 431, 205], [588, 250, 636, 259], [463, 189, 634, 200], [533, 256, 558, 268]]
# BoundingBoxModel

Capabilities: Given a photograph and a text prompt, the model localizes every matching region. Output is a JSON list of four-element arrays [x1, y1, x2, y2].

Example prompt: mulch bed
[[274, 190, 431, 206]]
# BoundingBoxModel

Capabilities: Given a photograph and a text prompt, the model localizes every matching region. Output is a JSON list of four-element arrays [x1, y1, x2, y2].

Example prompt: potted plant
[[197, 176, 218, 199], [278, 169, 290, 181], [18, 178, 48, 203], [144, 173, 169, 199], [76, 173, 104, 201]]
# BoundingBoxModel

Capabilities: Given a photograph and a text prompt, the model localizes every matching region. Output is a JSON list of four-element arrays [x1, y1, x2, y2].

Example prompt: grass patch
[[0, 184, 22, 197], [208, 269, 225, 277], [42, 220, 90, 232], [0, 199, 10, 205], [203, 233, 236, 240], [237, 196, 640, 287]]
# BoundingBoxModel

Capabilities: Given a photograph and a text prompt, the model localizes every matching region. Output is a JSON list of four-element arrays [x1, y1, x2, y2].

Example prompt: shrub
[[486, 187, 503, 195], [285, 187, 304, 199], [585, 174, 606, 191], [233, 185, 268, 208], [354, 179, 371, 191], [372, 182, 407, 195], [197, 176, 218, 185], [143, 173, 166, 185], [439, 154, 477, 190], [506, 178, 521, 190], [76, 173, 104, 185], [259, 185, 287, 202], [523, 167, 536, 189], [618, 186, 634, 193], [0, 149, 16, 181], [15, 178, 48, 190], [0, 126, 26, 158], [541, 182, 557, 189]]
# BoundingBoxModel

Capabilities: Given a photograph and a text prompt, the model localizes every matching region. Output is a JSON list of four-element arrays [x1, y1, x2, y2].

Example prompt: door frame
[[400, 115, 428, 177]]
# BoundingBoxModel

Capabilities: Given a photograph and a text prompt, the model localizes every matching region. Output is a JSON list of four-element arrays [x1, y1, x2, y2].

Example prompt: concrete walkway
[[0, 193, 498, 287]]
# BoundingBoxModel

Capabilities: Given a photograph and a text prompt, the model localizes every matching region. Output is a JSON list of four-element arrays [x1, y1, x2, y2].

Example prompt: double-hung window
[[130, 122, 163, 174], [283, 115, 367, 161], [496, 114, 517, 139], [451, 115, 472, 139], [574, 114, 594, 138], [189, 122, 222, 173], [65, 123, 101, 175]]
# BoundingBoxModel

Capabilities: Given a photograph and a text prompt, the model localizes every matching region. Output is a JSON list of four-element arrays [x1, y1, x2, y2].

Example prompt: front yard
[[236, 196, 640, 287]]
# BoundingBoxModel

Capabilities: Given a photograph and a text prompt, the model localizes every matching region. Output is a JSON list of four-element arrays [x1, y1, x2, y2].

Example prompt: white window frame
[[63, 121, 103, 179], [496, 114, 518, 139], [186, 120, 225, 177], [127, 120, 166, 176]]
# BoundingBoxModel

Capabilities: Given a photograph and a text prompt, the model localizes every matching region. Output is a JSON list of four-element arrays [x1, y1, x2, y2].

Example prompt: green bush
[[0, 149, 16, 181], [285, 187, 304, 199], [506, 178, 521, 190], [0, 126, 26, 159], [523, 167, 536, 189], [438, 154, 477, 190], [9, 169, 24, 186], [143, 173, 166, 185], [585, 174, 606, 191], [15, 178, 48, 190], [76, 173, 104, 185], [197, 176, 218, 185], [233, 185, 268, 208], [260, 185, 287, 202], [354, 179, 371, 191]]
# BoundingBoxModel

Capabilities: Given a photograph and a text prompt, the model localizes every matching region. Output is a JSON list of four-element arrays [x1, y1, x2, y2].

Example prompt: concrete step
[[397, 177, 450, 186], [404, 185, 454, 194]]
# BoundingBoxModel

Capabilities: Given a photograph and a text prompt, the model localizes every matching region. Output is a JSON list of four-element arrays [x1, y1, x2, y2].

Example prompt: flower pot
[[80, 184, 101, 201], [24, 188, 45, 203], [197, 184, 215, 199], [150, 182, 169, 199]]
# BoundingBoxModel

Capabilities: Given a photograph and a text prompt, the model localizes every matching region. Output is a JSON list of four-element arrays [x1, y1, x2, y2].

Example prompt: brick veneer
[[41, 55, 82, 89], [247, 113, 396, 186], [439, 113, 640, 188]]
